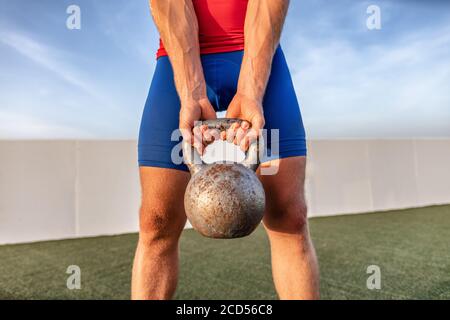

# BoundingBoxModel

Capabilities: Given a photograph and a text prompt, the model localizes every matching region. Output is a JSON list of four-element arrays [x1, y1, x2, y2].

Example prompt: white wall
[[1, 139, 449, 244], [305, 139, 450, 216]]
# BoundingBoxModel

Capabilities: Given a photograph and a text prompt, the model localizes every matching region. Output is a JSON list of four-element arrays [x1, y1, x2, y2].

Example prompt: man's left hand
[[225, 93, 265, 151]]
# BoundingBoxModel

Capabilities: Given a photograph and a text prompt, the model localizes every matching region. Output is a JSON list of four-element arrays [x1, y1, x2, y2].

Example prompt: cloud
[[1, 0, 449, 139], [283, 18, 450, 138], [0, 110, 92, 139], [0, 30, 99, 97], [0, 29, 138, 139], [92, 0, 157, 64]]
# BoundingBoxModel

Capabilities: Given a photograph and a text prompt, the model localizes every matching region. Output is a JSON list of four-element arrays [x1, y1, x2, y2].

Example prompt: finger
[[241, 120, 250, 130], [200, 124, 208, 133], [179, 120, 193, 145], [235, 121, 249, 145], [220, 130, 227, 140], [193, 126, 204, 154], [226, 122, 240, 143], [240, 134, 250, 152], [235, 126, 247, 146], [199, 125, 211, 144], [179, 127, 192, 144], [193, 125, 203, 143], [246, 128, 259, 146], [251, 117, 265, 136], [208, 129, 220, 142], [201, 125, 218, 146], [193, 141, 204, 155], [203, 129, 214, 144]]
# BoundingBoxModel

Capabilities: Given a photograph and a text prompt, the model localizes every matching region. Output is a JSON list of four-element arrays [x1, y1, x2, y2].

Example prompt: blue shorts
[[138, 47, 307, 171]]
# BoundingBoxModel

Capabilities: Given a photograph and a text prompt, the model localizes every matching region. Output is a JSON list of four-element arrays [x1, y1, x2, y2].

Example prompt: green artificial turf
[[0, 205, 449, 300]]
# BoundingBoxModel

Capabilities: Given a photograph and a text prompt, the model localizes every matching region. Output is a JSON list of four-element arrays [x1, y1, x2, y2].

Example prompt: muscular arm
[[239, 0, 289, 100], [149, 0, 216, 151], [226, 0, 290, 149]]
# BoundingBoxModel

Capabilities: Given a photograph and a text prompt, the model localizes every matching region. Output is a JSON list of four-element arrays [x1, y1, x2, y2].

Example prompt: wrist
[[172, 54, 207, 101], [236, 86, 265, 104], [180, 94, 210, 110], [176, 78, 207, 102], [237, 58, 271, 103]]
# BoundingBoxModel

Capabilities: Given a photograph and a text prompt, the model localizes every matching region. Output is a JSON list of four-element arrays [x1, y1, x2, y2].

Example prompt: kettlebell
[[182, 118, 266, 239]]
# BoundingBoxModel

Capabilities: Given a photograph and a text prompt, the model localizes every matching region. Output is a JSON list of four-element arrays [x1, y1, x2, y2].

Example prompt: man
[[132, 0, 319, 300]]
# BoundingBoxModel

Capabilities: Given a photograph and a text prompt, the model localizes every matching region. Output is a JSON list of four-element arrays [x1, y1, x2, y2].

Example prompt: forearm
[[238, 0, 289, 101], [150, 0, 206, 100]]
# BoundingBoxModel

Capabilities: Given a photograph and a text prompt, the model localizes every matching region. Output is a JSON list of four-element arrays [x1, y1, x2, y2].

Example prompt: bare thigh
[[257, 157, 308, 234], [139, 167, 190, 238]]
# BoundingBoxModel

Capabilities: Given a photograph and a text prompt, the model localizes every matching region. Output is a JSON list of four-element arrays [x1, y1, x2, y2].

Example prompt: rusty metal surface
[[184, 163, 265, 239], [183, 118, 266, 239], [201, 118, 242, 131]]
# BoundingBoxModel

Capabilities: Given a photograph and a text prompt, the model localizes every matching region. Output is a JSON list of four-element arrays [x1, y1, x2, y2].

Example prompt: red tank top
[[156, 0, 248, 58]]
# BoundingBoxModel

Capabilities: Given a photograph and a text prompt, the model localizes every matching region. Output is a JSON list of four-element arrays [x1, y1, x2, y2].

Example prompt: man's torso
[[156, 0, 248, 58]]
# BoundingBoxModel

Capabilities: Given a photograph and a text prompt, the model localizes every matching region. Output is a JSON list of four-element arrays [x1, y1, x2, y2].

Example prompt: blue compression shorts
[[138, 47, 307, 171]]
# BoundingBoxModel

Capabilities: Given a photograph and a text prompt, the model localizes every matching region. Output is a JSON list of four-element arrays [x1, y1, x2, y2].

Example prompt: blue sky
[[0, 0, 449, 139]]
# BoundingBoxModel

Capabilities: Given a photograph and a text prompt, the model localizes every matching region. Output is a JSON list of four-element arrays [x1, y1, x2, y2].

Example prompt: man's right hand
[[179, 97, 217, 155]]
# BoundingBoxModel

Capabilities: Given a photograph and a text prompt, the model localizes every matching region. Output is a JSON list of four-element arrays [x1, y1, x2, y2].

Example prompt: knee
[[264, 197, 309, 236], [138, 202, 186, 247]]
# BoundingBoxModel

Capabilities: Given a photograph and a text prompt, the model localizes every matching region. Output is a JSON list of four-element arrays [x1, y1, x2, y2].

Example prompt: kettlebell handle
[[182, 118, 261, 175]]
